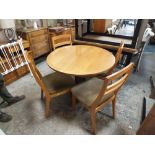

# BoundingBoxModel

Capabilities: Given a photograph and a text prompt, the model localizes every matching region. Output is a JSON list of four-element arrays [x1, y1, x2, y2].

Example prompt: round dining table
[[46, 45, 115, 77]]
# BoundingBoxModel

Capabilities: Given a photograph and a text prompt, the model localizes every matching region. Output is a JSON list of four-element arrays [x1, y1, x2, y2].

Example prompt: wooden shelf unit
[[17, 27, 50, 58]]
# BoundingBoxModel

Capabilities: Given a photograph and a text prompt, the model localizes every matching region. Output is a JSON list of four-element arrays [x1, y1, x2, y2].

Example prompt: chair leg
[[45, 97, 51, 118], [72, 94, 77, 110], [41, 89, 43, 100], [112, 97, 116, 119], [90, 109, 96, 134]]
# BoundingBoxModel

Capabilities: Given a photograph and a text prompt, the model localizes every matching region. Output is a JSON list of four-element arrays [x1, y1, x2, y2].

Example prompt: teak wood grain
[[17, 28, 50, 58], [46, 45, 115, 77]]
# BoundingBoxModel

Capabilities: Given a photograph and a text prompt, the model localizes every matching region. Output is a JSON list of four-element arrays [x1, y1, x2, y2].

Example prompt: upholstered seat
[[71, 77, 114, 107], [42, 72, 75, 94]]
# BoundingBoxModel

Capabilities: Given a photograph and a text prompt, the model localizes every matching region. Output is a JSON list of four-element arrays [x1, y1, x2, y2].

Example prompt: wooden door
[[93, 19, 105, 33]]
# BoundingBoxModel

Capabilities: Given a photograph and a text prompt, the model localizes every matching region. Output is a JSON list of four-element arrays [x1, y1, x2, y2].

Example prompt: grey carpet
[[144, 44, 155, 52], [0, 52, 155, 135]]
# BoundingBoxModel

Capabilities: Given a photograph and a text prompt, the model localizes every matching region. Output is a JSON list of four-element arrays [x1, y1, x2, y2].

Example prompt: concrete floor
[[0, 52, 155, 135]]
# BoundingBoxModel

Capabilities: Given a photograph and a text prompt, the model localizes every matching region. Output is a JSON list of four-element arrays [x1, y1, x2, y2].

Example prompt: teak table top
[[46, 45, 115, 76]]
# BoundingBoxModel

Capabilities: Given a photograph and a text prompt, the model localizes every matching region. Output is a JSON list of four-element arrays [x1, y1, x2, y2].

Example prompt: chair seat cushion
[[42, 72, 75, 94], [71, 78, 114, 107]]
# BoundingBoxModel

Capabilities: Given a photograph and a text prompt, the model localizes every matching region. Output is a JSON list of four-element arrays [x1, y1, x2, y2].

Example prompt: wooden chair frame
[[25, 51, 72, 117], [52, 34, 72, 50], [107, 41, 124, 75], [98, 41, 124, 79], [72, 63, 134, 134]]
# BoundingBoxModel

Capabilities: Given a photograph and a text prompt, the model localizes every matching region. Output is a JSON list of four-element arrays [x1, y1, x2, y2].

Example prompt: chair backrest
[[52, 34, 72, 50], [25, 51, 50, 96], [107, 41, 124, 75], [93, 63, 134, 106]]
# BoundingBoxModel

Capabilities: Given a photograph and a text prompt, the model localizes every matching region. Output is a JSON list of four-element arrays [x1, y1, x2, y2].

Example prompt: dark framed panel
[[75, 19, 142, 48]]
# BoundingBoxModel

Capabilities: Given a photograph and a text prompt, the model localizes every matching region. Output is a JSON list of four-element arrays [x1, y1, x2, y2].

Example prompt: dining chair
[[25, 51, 75, 117], [98, 41, 124, 79], [52, 34, 72, 50], [71, 63, 134, 134]]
